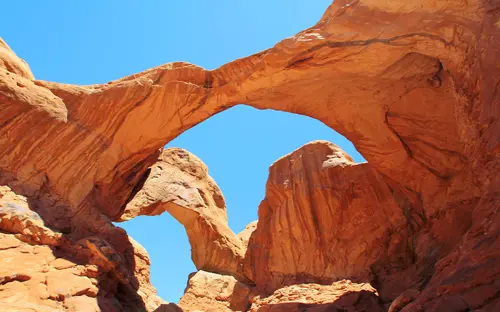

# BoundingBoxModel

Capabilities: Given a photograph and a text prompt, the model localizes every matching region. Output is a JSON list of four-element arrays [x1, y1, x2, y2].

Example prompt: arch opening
[[118, 104, 364, 302]]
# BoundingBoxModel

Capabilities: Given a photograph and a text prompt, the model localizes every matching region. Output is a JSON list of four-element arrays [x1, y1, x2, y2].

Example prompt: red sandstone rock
[[243, 141, 411, 296], [178, 270, 253, 312], [388, 289, 420, 312], [249, 280, 383, 312], [0, 232, 98, 311], [2, 0, 496, 235], [237, 221, 258, 253], [0, 0, 498, 311], [0, 186, 165, 311], [118, 148, 246, 279]]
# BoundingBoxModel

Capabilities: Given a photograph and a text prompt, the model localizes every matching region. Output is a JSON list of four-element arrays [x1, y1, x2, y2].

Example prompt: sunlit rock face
[[242, 141, 412, 296], [248, 280, 384, 312], [118, 148, 246, 280], [0, 0, 499, 311], [178, 271, 385, 312], [0, 38, 33, 79], [178, 271, 253, 312]]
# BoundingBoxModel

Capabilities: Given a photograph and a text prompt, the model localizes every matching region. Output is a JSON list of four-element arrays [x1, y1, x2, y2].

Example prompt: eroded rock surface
[[177, 272, 384, 312], [0, 0, 499, 311], [0, 186, 164, 311], [1, 0, 497, 237], [178, 271, 253, 312], [388, 289, 420, 312], [0, 38, 34, 79], [249, 280, 383, 312], [243, 141, 412, 296], [118, 148, 245, 280], [237, 221, 258, 253]]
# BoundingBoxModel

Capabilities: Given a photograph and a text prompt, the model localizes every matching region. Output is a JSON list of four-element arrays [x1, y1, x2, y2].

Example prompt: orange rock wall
[[0, 0, 499, 311]]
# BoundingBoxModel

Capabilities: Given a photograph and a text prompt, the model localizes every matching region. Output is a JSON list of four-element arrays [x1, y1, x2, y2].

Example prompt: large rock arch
[[0, 0, 499, 311], [3, 0, 497, 227]]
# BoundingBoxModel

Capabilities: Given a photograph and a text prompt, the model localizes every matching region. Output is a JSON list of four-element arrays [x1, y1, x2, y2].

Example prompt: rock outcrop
[[388, 289, 420, 312], [178, 271, 252, 312], [0, 38, 33, 80], [174, 139, 498, 311], [1, 0, 497, 236], [177, 271, 384, 312], [0, 186, 164, 311], [0, 0, 499, 311], [243, 141, 412, 296], [249, 280, 384, 312], [118, 148, 245, 280]]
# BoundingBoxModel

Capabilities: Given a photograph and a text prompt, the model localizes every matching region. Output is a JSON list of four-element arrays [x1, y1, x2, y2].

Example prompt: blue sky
[[2, 0, 365, 302]]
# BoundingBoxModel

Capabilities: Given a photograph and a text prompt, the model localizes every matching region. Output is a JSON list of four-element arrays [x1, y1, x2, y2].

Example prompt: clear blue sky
[[1, 0, 365, 303]]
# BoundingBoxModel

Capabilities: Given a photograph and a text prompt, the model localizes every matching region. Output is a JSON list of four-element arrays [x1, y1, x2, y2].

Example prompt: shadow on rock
[[0, 185, 160, 311], [153, 303, 184, 312]]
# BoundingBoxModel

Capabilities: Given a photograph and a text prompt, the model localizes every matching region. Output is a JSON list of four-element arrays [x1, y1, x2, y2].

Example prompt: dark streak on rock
[[288, 33, 449, 68]]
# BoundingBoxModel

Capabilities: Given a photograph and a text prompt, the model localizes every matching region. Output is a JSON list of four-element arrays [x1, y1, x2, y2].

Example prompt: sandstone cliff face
[[0, 0, 499, 311], [243, 141, 412, 297], [175, 140, 487, 311], [2, 0, 497, 235]]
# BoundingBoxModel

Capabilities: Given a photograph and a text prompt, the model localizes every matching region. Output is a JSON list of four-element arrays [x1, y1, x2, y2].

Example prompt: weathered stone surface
[[388, 289, 420, 312], [0, 186, 164, 312], [400, 193, 500, 312], [0, 185, 65, 246], [243, 141, 411, 295], [249, 280, 383, 312], [63, 296, 101, 312], [0, 38, 34, 79], [130, 236, 165, 312], [0, 233, 95, 311], [118, 148, 245, 279], [178, 273, 383, 312], [1, 0, 497, 238], [0, 0, 498, 311], [178, 271, 253, 312], [237, 221, 258, 253]]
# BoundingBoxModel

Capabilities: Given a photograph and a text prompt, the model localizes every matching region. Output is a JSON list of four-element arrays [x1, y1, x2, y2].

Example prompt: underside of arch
[[1, 0, 499, 311]]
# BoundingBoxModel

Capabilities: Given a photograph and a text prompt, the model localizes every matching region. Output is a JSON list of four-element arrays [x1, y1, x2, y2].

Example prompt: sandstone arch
[[1, 0, 499, 311], [2, 0, 496, 232]]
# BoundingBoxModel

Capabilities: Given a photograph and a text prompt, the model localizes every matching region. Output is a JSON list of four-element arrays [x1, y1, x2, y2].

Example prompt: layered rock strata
[[0, 0, 499, 311]]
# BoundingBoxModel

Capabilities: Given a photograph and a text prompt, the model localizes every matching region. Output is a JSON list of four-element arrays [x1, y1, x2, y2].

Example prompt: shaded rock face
[[0, 186, 164, 311], [388, 289, 420, 312], [0, 0, 499, 311]]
